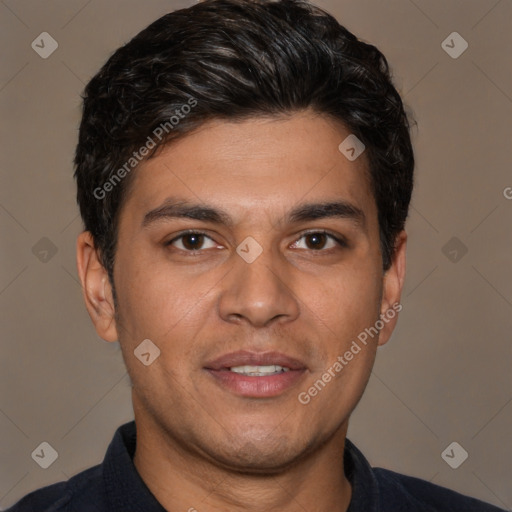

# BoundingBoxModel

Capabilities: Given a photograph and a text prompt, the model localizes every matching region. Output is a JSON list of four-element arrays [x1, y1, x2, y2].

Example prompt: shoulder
[[4, 464, 105, 512], [373, 467, 507, 512]]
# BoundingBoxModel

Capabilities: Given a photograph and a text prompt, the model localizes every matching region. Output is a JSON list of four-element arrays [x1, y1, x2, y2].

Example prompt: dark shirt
[[5, 421, 506, 511]]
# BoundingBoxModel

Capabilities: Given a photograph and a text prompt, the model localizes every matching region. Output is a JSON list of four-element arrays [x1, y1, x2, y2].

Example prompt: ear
[[377, 230, 407, 347], [76, 231, 118, 342]]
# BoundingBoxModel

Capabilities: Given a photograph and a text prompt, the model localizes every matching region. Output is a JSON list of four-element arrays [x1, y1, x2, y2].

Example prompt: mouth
[[229, 364, 291, 376], [204, 350, 307, 398]]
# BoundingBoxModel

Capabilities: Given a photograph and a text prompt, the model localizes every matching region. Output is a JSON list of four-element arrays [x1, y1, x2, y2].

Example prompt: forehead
[[121, 110, 376, 229]]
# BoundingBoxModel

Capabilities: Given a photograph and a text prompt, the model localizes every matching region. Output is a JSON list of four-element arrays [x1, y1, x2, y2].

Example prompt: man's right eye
[[166, 231, 218, 252]]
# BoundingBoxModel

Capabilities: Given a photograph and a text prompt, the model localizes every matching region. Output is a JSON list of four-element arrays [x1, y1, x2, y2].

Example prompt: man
[[7, 0, 506, 510]]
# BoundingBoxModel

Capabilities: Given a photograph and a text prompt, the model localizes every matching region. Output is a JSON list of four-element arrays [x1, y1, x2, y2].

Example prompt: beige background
[[1, 0, 511, 510]]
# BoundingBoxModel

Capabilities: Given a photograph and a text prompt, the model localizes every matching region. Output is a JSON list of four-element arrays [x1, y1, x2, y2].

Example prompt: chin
[[200, 429, 316, 475]]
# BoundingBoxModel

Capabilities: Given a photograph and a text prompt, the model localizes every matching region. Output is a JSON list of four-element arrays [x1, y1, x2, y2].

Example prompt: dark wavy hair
[[74, 0, 415, 289]]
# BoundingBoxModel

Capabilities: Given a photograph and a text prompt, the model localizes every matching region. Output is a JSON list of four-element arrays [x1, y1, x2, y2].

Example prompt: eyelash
[[165, 229, 348, 253]]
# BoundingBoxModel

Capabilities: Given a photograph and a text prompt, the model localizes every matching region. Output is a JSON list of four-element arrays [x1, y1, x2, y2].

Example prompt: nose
[[217, 244, 300, 328]]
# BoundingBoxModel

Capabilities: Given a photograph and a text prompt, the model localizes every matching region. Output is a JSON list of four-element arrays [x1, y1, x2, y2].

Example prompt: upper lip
[[204, 350, 307, 371]]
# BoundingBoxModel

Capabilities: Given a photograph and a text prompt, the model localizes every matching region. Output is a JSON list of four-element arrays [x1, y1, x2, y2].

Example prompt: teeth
[[229, 365, 290, 376]]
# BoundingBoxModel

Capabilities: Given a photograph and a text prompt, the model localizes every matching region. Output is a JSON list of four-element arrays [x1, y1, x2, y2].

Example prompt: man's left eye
[[291, 232, 345, 251]]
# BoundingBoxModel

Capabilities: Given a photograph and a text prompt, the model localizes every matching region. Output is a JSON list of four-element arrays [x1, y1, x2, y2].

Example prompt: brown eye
[[167, 232, 217, 251], [181, 233, 205, 250], [292, 231, 345, 251], [304, 233, 329, 250]]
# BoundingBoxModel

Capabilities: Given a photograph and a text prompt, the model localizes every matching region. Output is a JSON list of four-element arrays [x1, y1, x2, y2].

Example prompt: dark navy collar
[[344, 436, 380, 512], [103, 421, 167, 511]]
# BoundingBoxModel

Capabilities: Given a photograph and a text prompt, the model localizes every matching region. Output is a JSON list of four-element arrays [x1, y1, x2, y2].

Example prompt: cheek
[[308, 264, 382, 344], [297, 271, 381, 419], [114, 251, 221, 346]]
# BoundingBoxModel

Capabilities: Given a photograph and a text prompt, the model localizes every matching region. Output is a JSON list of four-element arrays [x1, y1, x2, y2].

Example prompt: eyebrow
[[142, 197, 366, 230]]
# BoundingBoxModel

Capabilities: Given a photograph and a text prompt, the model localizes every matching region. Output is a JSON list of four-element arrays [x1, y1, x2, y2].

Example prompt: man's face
[[81, 110, 405, 472]]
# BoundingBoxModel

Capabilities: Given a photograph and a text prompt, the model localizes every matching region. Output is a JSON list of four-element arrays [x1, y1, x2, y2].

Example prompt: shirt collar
[[103, 421, 380, 512], [344, 437, 380, 512], [103, 421, 167, 511]]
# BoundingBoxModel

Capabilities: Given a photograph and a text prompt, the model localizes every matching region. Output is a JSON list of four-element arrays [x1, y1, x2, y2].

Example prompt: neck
[[132, 413, 353, 512]]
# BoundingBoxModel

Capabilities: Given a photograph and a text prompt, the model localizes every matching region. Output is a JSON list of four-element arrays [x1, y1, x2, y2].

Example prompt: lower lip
[[205, 369, 307, 398]]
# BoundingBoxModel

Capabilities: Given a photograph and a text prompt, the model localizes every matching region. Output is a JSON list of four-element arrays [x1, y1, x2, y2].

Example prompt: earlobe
[[377, 230, 407, 347], [76, 231, 119, 342]]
